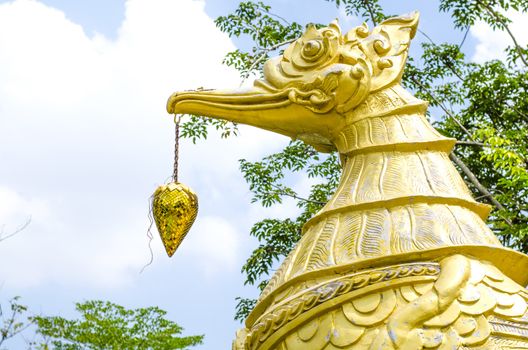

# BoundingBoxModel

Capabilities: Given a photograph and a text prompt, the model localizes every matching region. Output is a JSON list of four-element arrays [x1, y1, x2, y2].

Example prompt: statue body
[[168, 13, 528, 349]]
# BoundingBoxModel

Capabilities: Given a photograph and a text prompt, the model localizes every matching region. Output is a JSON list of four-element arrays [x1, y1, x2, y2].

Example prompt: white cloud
[[471, 11, 528, 63], [337, 6, 358, 27], [0, 0, 285, 289], [0, 187, 48, 227], [181, 216, 240, 277], [0, 214, 148, 288]]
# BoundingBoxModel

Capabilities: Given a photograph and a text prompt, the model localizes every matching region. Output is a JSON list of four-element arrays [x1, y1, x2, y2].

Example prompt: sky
[[0, 0, 526, 349]]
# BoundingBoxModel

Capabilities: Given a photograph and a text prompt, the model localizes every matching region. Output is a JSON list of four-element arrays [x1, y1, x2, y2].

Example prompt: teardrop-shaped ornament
[[152, 182, 198, 257], [151, 114, 198, 257]]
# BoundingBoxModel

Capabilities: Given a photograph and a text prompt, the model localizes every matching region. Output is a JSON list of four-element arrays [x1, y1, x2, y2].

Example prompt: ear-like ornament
[[328, 19, 342, 36], [343, 12, 419, 91], [335, 58, 372, 114]]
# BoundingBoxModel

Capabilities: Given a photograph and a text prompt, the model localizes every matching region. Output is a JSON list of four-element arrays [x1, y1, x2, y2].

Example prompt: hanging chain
[[173, 114, 181, 182]]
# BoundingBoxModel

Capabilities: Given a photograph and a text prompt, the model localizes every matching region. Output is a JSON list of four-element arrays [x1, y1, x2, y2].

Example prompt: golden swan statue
[[167, 12, 528, 349]]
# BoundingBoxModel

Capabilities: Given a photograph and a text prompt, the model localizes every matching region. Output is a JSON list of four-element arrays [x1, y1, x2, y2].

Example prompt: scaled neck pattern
[[257, 84, 502, 303]]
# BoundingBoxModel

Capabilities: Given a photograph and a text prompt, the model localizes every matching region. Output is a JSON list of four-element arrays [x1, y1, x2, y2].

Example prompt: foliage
[[449, 62, 527, 245], [31, 300, 203, 350], [180, 114, 239, 142], [0, 226, 32, 349], [234, 298, 257, 323], [238, 142, 340, 289], [0, 297, 30, 349], [180, 0, 528, 321], [215, 1, 304, 79]]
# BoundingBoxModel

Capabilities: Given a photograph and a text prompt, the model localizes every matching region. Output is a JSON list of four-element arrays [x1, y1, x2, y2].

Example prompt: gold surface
[[152, 182, 198, 257], [167, 12, 528, 349]]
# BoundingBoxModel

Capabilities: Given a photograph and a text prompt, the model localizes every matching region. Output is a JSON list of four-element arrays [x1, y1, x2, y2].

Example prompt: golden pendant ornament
[[152, 182, 198, 257], [151, 114, 198, 257]]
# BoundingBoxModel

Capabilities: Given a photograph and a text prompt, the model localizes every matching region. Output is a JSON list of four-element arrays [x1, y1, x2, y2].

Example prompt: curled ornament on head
[[258, 13, 419, 116]]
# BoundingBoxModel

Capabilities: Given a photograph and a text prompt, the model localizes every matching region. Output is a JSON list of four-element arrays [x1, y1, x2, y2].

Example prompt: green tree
[[0, 297, 30, 349], [1, 223, 32, 349], [181, 0, 528, 321], [31, 300, 203, 350]]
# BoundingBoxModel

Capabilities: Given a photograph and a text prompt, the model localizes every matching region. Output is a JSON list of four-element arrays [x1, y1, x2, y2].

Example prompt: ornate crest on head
[[261, 12, 419, 115]]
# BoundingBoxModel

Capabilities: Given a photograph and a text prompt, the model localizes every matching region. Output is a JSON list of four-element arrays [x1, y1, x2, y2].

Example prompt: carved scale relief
[[259, 85, 502, 300]]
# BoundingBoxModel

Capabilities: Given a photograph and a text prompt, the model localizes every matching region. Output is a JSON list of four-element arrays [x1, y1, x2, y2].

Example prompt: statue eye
[[302, 40, 323, 58]]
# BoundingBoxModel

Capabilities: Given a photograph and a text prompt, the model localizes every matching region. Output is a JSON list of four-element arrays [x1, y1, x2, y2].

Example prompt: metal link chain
[[173, 114, 181, 182]]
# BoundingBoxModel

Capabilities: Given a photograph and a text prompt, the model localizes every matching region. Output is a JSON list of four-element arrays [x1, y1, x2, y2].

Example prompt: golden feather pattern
[[426, 152, 475, 198], [382, 152, 410, 198], [287, 220, 325, 279], [399, 114, 434, 141], [383, 114, 408, 144], [266, 200, 504, 298], [420, 152, 459, 197], [322, 151, 477, 212], [358, 209, 390, 258], [260, 248, 298, 301], [305, 216, 339, 271], [409, 204, 444, 250], [397, 152, 432, 197], [389, 206, 416, 253], [331, 154, 364, 207], [328, 156, 355, 208], [368, 117, 389, 145], [355, 153, 385, 203], [334, 212, 363, 264], [434, 205, 467, 245]]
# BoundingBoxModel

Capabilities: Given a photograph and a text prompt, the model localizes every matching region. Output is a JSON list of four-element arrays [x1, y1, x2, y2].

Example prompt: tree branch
[[409, 76, 475, 140], [0, 217, 31, 243], [261, 7, 291, 25], [0, 298, 31, 347], [364, 0, 378, 26], [241, 22, 262, 39], [477, 0, 528, 66], [412, 31, 467, 88], [458, 26, 470, 49], [243, 39, 295, 81], [404, 29, 520, 227], [456, 140, 486, 147], [411, 77, 521, 221], [417, 28, 435, 44], [449, 152, 513, 226], [511, 105, 528, 122], [270, 183, 325, 205]]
